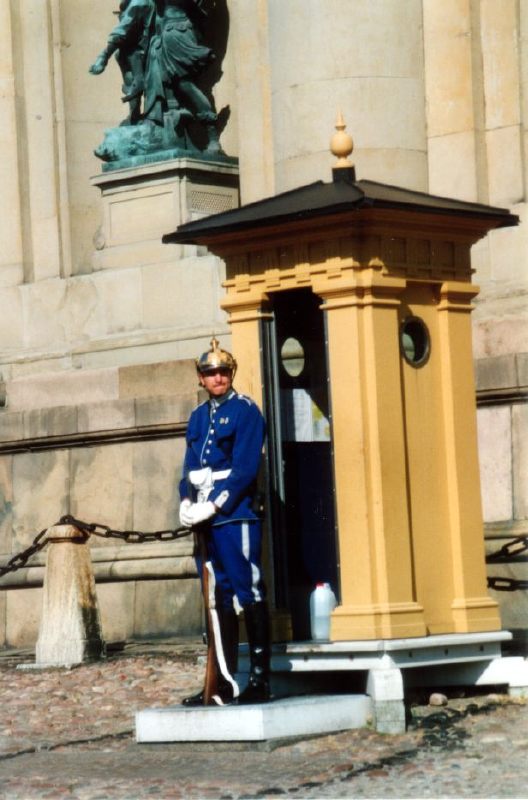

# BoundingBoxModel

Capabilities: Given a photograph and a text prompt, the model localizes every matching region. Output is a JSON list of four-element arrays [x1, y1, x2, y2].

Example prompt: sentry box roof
[[163, 172, 518, 250]]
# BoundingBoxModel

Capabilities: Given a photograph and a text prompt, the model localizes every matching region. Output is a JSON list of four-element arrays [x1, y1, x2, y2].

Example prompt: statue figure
[[90, 0, 228, 167], [90, 0, 155, 126], [143, 0, 220, 152]]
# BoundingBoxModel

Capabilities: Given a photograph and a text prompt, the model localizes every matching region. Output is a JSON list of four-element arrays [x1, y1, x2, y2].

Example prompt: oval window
[[280, 337, 305, 377], [400, 317, 430, 367]]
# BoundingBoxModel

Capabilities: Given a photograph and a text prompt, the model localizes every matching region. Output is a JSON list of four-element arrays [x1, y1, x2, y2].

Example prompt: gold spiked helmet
[[196, 336, 237, 377]]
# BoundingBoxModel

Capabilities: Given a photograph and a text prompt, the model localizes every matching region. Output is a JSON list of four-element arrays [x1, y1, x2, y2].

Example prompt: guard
[[179, 337, 271, 705]]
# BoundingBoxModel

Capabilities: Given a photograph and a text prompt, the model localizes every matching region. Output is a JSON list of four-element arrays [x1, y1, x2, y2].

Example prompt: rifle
[[196, 526, 218, 705]]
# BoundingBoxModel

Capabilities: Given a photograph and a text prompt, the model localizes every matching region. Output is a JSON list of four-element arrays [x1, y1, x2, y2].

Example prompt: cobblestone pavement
[[0, 640, 527, 799]]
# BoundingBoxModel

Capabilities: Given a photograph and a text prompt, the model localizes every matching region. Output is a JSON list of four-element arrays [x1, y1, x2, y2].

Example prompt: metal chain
[[0, 527, 50, 579], [486, 534, 528, 592], [488, 576, 528, 592], [5, 523, 524, 591], [0, 516, 191, 580], [58, 515, 191, 544], [486, 535, 528, 563]]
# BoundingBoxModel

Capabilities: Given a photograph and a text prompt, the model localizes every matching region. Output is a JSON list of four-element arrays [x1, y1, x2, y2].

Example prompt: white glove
[[179, 499, 193, 528], [185, 501, 216, 527]]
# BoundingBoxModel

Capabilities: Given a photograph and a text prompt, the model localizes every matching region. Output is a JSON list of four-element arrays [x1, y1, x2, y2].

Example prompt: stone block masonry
[[0, 360, 204, 648]]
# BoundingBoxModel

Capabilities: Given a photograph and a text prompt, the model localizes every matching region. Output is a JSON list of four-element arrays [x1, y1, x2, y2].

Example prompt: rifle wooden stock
[[198, 529, 218, 705]]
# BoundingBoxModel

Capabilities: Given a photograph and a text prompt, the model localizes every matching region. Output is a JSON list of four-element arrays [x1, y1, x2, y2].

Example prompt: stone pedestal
[[35, 524, 105, 667], [90, 158, 239, 272]]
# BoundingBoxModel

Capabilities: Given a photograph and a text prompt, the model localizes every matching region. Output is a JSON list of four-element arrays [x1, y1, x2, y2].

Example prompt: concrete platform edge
[[135, 693, 373, 742]]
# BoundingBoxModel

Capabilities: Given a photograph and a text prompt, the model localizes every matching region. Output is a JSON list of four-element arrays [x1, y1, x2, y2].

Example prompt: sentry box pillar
[[164, 132, 517, 643]]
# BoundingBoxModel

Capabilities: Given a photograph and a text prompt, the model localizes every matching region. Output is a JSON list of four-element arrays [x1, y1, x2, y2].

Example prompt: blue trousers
[[199, 520, 266, 611]]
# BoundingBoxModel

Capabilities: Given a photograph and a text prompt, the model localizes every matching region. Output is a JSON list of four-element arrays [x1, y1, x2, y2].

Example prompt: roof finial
[[330, 111, 356, 182]]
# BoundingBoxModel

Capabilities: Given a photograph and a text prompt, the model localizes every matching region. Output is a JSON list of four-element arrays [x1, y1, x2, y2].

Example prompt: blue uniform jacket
[[179, 389, 266, 527]]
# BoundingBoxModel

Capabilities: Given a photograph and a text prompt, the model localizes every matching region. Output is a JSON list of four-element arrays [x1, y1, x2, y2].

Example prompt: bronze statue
[[90, 0, 224, 166], [144, 0, 219, 151], [90, 0, 155, 126]]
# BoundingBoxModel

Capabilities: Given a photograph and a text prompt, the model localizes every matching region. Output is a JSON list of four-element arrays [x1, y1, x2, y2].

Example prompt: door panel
[[261, 289, 338, 639]]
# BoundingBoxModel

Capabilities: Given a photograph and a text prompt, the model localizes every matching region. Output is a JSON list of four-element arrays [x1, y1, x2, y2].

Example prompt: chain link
[[486, 535, 528, 592], [58, 515, 191, 544], [0, 516, 191, 580], [0, 527, 50, 579], [488, 576, 528, 592], [486, 535, 528, 563]]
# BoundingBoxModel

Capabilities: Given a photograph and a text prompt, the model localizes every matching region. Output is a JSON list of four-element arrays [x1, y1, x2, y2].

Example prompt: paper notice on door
[[312, 401, 331, 441], [281, 389, 330, 442]]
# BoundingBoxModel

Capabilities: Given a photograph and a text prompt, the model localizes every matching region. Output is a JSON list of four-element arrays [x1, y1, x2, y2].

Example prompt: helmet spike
[[196, 336, 237, 377]]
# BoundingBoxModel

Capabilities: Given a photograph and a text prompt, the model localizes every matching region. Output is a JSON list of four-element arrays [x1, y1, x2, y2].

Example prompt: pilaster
[[423, 0, 479, 201], [315, 269, 427, 640], [221, 291, 269, 408], [0, 1, 23, 286], [18, 0, 63, 282], [437, 282, 501, 632]]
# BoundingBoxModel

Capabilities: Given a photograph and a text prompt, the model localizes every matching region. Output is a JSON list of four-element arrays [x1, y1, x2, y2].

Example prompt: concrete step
[[135, 694, 373, 742]]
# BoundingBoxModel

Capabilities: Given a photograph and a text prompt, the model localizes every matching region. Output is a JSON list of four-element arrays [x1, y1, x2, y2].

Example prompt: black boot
[[238, 601, 271, 704], [182, 626, 208, 706], [182, 607, 239, 706], [182, 687, 205, 706], [211, 606, 239, 705]]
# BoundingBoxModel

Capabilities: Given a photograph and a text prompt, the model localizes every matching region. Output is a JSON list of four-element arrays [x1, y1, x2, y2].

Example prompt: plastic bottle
[[310, 582, 337, 641]]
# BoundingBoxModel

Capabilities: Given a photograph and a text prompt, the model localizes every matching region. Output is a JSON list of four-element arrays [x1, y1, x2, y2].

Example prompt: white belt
[[189, 467, 231, 502], [212, 469, 231, 480]]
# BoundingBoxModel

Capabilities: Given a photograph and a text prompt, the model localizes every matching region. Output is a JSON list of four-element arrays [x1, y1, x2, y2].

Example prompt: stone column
[[479, 0, 523, 208], [17, 0, 64, 282], [422, 0, 480, 201], [229, 0, 275, 204], [314, 269, 427, 640], [0, 1, 23, 287], [231, 0, 427, 200], [36, 524, 105, 666]]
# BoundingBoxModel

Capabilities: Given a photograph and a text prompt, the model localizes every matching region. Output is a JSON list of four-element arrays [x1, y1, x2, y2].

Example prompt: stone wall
[[0, 0, 241, 647], [0, 1, 237, 383], [0, 360, 204, 647], [476, 353, 528, 640]]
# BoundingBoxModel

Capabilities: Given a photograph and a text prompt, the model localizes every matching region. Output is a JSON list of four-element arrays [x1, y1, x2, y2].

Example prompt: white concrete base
[[137, 632, 526, 742], [135, 694, 373, 743], [254, 631, 514, 675], [235, 631, 526, 734], [404, 654, 528, 696]]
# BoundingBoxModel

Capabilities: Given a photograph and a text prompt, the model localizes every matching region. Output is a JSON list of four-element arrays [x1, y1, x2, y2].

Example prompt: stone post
[[36, 524, 105, 666]]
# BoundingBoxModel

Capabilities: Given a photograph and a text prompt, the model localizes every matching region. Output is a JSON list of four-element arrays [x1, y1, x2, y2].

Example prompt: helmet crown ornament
[[196, 336, 237, 376]]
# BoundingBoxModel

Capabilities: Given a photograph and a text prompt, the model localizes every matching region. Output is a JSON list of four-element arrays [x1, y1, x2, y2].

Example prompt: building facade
[[0, 0, 526, 647]]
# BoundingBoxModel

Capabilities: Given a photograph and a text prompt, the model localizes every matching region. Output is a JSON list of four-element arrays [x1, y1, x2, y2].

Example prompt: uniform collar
[[210, 388, 236, 409]]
